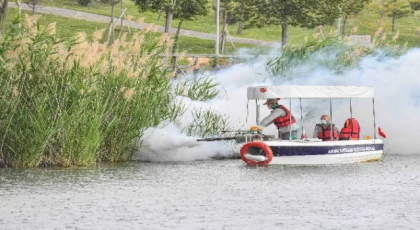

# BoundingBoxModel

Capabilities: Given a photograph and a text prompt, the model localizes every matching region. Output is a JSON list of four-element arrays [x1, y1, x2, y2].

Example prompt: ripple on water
[[1, 154, 420, 229]]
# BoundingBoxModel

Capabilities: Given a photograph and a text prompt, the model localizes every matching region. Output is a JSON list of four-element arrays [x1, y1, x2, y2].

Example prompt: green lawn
[[12, 0, 313, 43], [342, 7, 420, 47], [17, 0, 419, 47], [5, 0, 420, 51], [4, 8, 256, 55]]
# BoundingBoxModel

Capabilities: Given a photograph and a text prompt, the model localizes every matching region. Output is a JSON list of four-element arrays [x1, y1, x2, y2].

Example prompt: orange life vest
[[273, 105, 296, 129], [316, 124, 338, 141], [339, 118, 360, 140]]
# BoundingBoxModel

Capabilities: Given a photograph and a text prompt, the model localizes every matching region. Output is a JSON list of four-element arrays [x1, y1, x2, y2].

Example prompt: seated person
[[313, 115, 340, 141], [338, 118, 360, 140], [259, 98, 298, 140]]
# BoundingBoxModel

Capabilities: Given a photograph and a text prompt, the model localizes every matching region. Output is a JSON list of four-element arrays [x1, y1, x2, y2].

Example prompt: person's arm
[[259, 109, 284, 127], [313, 125, 320, 138], [335, 125, 341, 134]]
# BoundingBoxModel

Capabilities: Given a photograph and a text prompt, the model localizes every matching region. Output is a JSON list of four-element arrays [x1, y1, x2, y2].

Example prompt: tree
[[77, 0, 92, 6], [409, 0, 420, 10], [233, 0, 244, 34], [218, 0, 256, 35], [132, 0, 176, 34], [340, 0, 371, 36], [0, 0, 8, 31], [25, 0, 42, 15], [170, 0, 209, 65], [245, 0, 343, 48], [384, 0, 412, 32], [219, 0, 234, 53], [107, 0, 121, 45]]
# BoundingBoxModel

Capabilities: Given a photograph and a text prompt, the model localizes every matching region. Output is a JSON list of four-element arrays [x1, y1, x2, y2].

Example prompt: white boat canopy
[[247, 85, 374, 100]]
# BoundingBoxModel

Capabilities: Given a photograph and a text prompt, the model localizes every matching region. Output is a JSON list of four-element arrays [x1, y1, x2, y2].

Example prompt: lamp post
[[215, 0, 220, 57]]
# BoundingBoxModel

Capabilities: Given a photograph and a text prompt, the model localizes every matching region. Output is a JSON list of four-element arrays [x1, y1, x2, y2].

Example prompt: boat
[[238, 85, 386, 166]]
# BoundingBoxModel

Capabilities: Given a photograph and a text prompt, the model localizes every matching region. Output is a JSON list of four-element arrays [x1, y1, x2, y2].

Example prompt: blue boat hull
[[269, 143, 384, 157]]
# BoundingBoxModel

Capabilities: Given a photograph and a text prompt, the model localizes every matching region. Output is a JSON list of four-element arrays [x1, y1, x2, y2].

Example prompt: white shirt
[[259, 106, 298, 133]]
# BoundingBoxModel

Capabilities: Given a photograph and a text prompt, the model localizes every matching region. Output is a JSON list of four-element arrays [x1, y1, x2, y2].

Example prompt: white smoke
[[137, 47, 420, 161], [136, 123, 236, 162], [277, 48, 420, 154]]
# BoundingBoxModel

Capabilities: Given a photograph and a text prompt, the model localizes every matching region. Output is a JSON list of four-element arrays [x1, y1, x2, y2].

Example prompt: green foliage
[[131, 0, 210, 25], [239, 0, 344, 46], [0, 15, 209, 167], [187, 77, 220, 101], [187, 107, 230, 138], [77, 0, 92, 6], [266, 31, 408, 77], [245, 0, 341, 29], [385, 0, 413, 19], [173, 75, 220, 101], [341, 0, 372, 16], [174, 0, 209, 21], [0, 14, 232, 168], [172, 75, 228, 138], [132, 0, 169, 13], [409, 0, 420, 10], [266, 37, 360, 77]]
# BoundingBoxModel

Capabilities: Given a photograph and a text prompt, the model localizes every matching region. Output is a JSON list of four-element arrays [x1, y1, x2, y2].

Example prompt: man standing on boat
[[313, 115, 340, 141], [259, 98, 298, 140]]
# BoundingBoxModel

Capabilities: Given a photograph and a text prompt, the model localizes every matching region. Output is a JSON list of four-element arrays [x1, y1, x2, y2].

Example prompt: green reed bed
[[0, 15, 194, 167], [266, 28, 409, 77]]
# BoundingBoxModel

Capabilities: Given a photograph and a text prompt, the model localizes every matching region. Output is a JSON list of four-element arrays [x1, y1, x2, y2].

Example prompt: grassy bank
[[4, 8, 256, 55], [17, 0, 420, 47]]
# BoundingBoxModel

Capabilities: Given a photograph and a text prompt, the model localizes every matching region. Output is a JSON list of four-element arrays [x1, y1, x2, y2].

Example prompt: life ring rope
[[240, 142, 273, 166]]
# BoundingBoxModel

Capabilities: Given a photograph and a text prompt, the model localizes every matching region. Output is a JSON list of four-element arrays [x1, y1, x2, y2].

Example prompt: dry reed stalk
[[124, 88, 135, 101], [46, 22, 56, 35], [351, 27, 358, 34]]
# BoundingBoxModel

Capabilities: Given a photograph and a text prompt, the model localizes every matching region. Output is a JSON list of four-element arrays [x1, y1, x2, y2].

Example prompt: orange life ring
[[240, 142, 273, 166]]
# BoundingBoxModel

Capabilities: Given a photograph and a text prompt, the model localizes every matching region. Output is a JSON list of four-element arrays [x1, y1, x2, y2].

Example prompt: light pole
[[337, 5, 342, 38], [215, 0, 220, 56]]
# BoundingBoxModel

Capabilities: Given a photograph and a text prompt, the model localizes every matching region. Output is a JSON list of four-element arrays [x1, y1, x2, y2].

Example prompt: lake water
[[1, 154, 420, 230]]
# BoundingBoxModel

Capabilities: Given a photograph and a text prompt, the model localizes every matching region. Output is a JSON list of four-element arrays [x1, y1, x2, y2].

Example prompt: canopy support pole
[[330, 98, 333, 141], [246, 100, 249, 125], [373, 98, 377, 140], [289, 99, 292, 142], [300, 98, 303, 138], [256, 99, 260, 125], [350, 98, 353, 118]]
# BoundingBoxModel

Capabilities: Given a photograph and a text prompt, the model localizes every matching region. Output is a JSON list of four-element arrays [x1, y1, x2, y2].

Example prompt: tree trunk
[[237, 22, 243, 35], [380, 0, 385, 23], [164, 5, 173, 34], [221, 8, 228, 54], [337, 6, 342, 37], [342, 15, 347, 36], [392, 16, 395, 32], [281, 19, 289, 48], [171, 20, 183, 74], [120, 0, 123, 30], [379, 0, 385, 44], [110, 3, 115, 38], [237, 1, 244, 35], [31, 1, 36, 15], [107, 2, 115, 45], [16, 0, 21, 28], [0, 0, 9, 29], [157, 9, 163, 21]]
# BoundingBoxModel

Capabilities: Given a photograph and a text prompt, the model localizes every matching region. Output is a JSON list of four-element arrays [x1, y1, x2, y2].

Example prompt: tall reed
[[0, 15, 191, 167], [267, 28, 408, 77]]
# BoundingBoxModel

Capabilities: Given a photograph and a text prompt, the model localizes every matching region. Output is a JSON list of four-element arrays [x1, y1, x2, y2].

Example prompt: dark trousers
[[278, 130, 298, 140]]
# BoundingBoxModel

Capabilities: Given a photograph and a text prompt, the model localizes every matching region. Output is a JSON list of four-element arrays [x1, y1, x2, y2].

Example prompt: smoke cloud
[[137, 47, 420, 161]]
